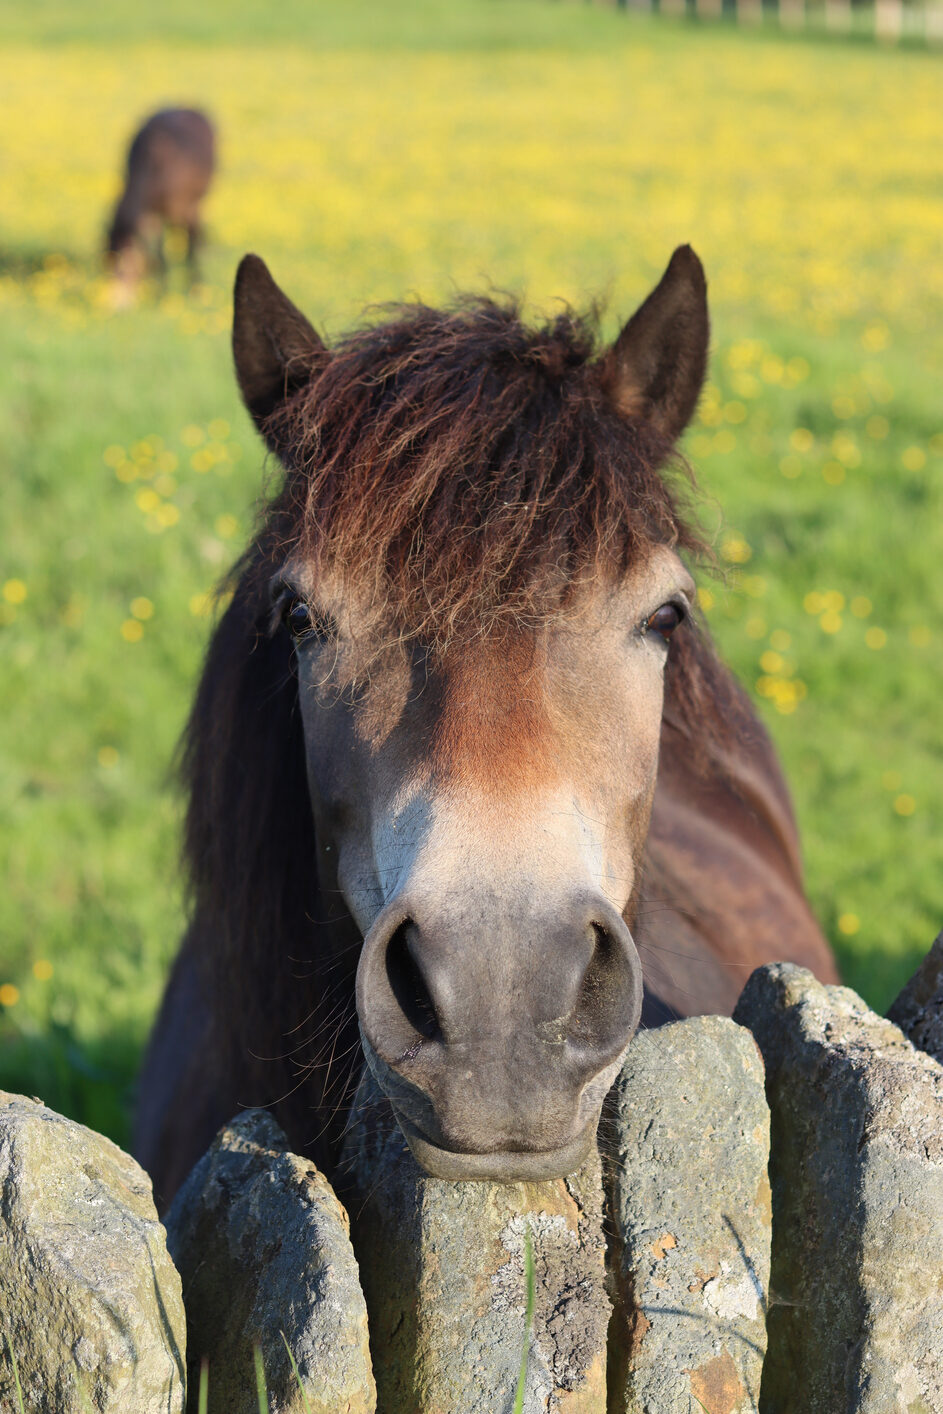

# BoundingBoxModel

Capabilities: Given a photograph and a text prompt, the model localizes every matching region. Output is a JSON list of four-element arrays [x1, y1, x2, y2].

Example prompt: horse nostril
[[385, 922, 441, 1043], [567, 921, 633, 1054]]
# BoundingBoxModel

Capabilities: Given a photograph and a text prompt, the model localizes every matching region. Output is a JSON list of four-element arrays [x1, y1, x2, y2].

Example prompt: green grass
[[0, 1332, 315, 1413], [74, 1377, 95, 1414], [1, 0, 941, 1149], [513, 1228, 537, 1414], [281, 1333, 316, 1414], [0, 0, 629, 47], [3, 1331, 26, 1414], [252, 1347, 270, 1414]]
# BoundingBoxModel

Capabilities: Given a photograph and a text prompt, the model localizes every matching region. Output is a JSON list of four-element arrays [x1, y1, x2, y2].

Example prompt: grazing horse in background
[[135, 246, 838, 1208], [106, 108, 215, 296]]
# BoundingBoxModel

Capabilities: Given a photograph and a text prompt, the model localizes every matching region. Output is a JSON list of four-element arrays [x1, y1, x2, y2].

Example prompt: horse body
[[106, 108, 215, 290], [641, 716, 833, 1020], [135, 248, 837, 1208]]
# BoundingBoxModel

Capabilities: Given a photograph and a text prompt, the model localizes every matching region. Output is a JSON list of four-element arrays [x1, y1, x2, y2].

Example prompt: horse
[[106, 108, 215, 296], [134, 246, 838, 1208]]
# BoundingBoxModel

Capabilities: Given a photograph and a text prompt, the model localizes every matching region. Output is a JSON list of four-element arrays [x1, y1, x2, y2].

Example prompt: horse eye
[[282, 598, 311, 640], [281, 597, 336, 645], [645, 602, 686, 643]]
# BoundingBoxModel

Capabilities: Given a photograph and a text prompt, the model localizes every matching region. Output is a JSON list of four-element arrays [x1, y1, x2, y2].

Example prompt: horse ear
[[232, 253, 327, 436], [601, 245, 709, 441]]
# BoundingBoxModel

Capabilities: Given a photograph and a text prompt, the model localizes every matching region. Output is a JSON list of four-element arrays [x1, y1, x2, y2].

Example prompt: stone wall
[[1, 932, 940, 1414]]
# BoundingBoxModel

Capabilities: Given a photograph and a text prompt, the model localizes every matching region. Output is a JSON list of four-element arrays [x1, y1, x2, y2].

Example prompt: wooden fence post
[[874, 0, 904, 36], [778, 0, 807, 25], [825, 0, 852, 28], [576, 0, 940, 46], [737, 0, 765, 23]]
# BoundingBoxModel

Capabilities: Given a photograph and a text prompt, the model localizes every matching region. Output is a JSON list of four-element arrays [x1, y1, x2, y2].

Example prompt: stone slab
[[888, 929, 943, 1065], [164, 1108, 375, 1414], [338, 1070, 609, 1414], [604, 1017, 770, 1414], [735, 963, 943, 1413], [0, 1091, 186, 1414]]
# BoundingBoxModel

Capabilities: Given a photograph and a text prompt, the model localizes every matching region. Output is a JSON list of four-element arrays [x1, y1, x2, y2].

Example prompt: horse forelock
[[260, 296, 703, 649]]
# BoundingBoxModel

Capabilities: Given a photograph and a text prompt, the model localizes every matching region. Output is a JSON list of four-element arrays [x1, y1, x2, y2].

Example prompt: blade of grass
[[512, 1226, 536, 1414], [3, 1331, 26, 1414], [280, 1332, 314, 1414], [198, 1358, 209, 1414], [73, 1375, 95, 1414], [253, 1345, 269, 1414]]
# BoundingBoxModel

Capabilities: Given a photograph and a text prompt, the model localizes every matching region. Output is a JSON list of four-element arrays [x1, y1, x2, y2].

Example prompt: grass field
[[1, 0, 941, 1148]]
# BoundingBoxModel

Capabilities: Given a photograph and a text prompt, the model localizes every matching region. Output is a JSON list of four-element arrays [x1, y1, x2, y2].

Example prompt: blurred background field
[[1, 0, 941, 1147]]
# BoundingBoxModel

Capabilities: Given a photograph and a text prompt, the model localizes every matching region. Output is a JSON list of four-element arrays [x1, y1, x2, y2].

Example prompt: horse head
[[211, 249, 710, 1181]]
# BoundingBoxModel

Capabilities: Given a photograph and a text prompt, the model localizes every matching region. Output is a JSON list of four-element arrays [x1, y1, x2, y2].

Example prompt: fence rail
[[582, 0, 943, 44]]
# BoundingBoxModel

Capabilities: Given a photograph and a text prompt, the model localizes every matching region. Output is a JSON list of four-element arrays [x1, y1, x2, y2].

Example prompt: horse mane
[[180, 295, 756, 1152]]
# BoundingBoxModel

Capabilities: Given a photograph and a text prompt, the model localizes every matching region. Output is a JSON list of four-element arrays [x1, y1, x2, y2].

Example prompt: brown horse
[[106, 108, 215, 294], [135, 247, 837, 1207]]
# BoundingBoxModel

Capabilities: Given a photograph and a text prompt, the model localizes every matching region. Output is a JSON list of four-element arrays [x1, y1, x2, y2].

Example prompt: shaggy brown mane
[[266, 296, 704, 645]]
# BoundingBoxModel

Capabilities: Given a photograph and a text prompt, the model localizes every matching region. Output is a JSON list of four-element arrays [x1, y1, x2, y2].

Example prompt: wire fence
[[577, 0, 943, 45]]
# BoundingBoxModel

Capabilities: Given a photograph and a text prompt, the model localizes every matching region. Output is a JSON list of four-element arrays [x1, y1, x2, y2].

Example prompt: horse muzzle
[[355, 893, 643, 1180]]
